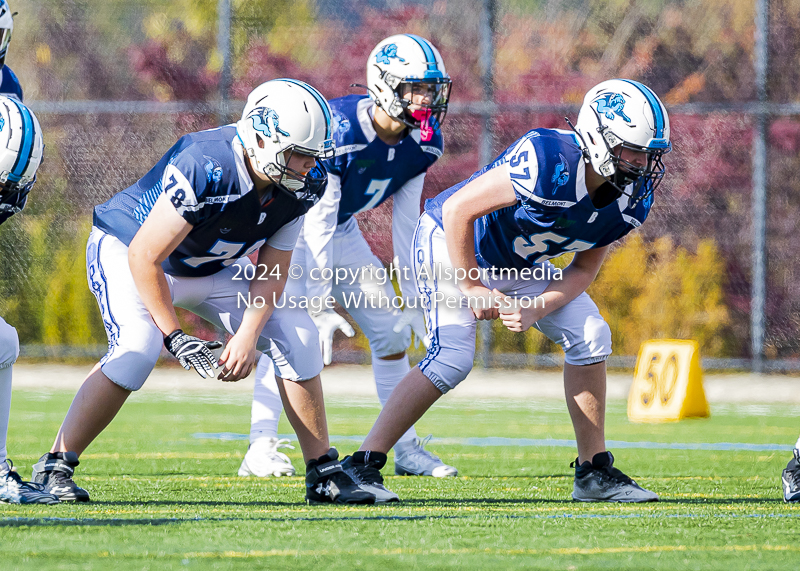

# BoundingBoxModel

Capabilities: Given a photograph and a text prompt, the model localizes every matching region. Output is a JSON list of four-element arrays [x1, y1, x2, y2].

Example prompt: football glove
[[393, 305, 429, 349], [310, 309, 355, 366], [164, 329, 222, 379]]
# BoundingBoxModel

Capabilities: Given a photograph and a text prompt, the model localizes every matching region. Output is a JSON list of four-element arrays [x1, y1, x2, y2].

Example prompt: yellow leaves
[[35, 44, 52, 67], [143, 12, 172, 40], [256, 1, 326, 70], [589, 234, 730, 357], [207, 50, 223, 74], [143, 1, 218, 41], [42, 222, 104, 346]]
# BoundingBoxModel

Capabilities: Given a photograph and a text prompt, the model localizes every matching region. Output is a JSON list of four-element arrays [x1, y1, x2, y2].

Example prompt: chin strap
[[565, 115, 638, 204], [350, 83, 380, 100], [564, 116, 591, 163]]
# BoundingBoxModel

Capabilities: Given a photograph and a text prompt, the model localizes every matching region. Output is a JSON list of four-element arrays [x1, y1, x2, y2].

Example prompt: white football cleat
[[238, 438, 296, 477], [0, 460, 60, 505], [394, 436, 458, 477]]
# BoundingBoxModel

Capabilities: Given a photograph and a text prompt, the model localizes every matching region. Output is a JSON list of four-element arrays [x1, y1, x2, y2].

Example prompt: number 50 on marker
[[628, 339, 710, 423]]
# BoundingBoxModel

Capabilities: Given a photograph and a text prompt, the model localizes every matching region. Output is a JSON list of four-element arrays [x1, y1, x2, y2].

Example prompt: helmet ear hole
[[256, 136, 265, 149]]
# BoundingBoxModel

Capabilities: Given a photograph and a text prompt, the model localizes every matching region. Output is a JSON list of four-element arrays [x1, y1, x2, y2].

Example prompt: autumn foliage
[[4, 0, 800, 360]]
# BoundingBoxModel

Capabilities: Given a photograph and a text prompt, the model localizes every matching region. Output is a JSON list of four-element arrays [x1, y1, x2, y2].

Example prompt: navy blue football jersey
[[0, 66, 22, 102], [324, 95, 443, 225], [425, 129, 652, 270], [93, 125, 312, 277]]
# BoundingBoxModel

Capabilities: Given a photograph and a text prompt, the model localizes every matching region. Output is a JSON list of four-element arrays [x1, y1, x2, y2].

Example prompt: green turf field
[[2, 387, 798, 570]]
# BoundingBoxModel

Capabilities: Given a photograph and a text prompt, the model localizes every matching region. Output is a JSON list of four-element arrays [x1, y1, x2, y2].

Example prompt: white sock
[[372, 355, 417, 445], [249, 357, 283, 444], [795, 434, 800, 452], [0, 365, 11, 466]]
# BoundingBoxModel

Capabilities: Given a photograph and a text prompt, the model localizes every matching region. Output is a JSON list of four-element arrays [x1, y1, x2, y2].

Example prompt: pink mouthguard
[[411, 109, 434, 141]]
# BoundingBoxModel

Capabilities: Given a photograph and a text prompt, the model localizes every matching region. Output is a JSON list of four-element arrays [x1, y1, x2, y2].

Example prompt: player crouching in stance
[[30, 79, 375, 505], [0, 97, 58, 505], [342, 79, 671, 503], [240, 34, 457, 481]]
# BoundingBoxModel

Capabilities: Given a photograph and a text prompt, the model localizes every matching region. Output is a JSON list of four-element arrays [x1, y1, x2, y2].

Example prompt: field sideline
[[2, 364, 799, 570]]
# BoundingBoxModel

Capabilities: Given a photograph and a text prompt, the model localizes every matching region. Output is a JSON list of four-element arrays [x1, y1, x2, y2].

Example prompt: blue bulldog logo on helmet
[[249, 107, 290, 138], [593, 93, 631, 123], [0, 117, 5, 132], [551, 154, 570, 194], [375, 43, 405, 65]]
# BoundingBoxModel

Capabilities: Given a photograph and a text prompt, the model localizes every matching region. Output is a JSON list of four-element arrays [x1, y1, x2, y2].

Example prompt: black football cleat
[[31, 452, 90, 502], [342, 451, 400, 503], [305, 448, 376, 505], [572, 451, 659, 503]]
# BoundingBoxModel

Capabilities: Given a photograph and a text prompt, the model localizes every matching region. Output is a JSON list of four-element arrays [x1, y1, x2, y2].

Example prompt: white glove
[[310, 309, 355, 366], [164, 329, 222, 379], [393, 306, 429, 349]]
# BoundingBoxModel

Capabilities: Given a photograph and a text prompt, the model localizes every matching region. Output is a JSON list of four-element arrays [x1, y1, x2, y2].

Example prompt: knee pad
[[100, 325, 163, 391], [0, 321, 19, 369], [564, 315, 612, 366], [417, 324, 475, 393], [260, 309, 324, 382], [368, 326, 411, 359]]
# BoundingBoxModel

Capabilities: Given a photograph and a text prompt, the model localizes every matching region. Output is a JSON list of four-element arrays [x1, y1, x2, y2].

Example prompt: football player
[[238, 34, 458, 480], [340, 79, 671, 503], [30, 79, 375, 505], [782, 435, 800, 502], [0, 96, 56, 504], [0, 2, 22, 102]]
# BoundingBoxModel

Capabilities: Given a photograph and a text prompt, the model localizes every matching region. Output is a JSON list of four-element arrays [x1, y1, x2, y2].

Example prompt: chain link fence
[[3, 0, 798, 370]]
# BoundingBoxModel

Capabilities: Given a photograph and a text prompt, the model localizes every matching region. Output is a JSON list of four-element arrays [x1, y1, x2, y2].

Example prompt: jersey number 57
[[513, 231, 595, 264]]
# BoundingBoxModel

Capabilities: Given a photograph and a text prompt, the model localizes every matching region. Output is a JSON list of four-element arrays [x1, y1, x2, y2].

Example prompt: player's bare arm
[[218, 245, 292, 382], [497, 246, 609, 333], [127, 192, 193, 335], [441, 165, 517, 320]]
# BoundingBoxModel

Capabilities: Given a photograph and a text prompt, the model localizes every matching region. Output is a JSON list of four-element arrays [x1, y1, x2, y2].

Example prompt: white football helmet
[[0, 95, 43, 198], [236, 78, 334, 206], [0, 1, 12, 68], [573, 79, 671, 205], [366, 34, 451, 131]]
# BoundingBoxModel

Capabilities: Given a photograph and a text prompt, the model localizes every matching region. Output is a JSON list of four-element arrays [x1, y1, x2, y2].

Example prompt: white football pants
[[87, 227, 323, 391], [0, 316, 20, 465], [413, 213, 612, 394]]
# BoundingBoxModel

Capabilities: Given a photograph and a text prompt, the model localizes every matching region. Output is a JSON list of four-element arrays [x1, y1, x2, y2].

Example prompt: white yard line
[[11, 363, 800, 404]]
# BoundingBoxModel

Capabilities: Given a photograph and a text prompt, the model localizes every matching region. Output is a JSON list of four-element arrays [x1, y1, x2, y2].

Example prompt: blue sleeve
[[504, 135, 541, 204], [0, 67, 23, 102], [161, 149, 212, 227]]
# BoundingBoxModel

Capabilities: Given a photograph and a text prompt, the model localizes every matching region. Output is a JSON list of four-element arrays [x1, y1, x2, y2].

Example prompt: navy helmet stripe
[[277, 78, 332, 138], [8, 98, 35, 182], [404, 34, 439, 73], [619, 79, 665, 139]]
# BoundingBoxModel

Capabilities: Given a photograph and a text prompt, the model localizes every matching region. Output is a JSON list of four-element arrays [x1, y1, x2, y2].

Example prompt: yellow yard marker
[[628, 340, 710, 422]]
